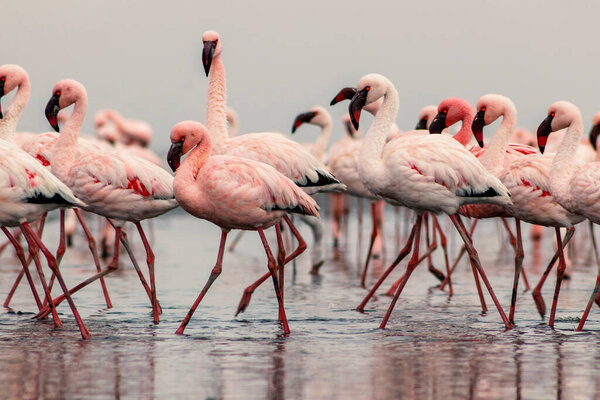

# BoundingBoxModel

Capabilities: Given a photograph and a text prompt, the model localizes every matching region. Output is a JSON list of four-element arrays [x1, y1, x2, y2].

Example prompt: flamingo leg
[[450, 215, 511, 329], [501, 218, 530, 292], [74, 210, 113, 308], [175, 230, 227, 335], [440, 218, 478, 290], [424, 213, 445, 282], [379, 215, 423, 329], [432, 214, 452, 295], [531, 227, 574, 318], [331, 193, 343, 249], [586, 221, 600, 308], [235, 215, 306, 316], [548, 228, 568, 328], [356, 222, 418, 312], [257, 227, 290, 334], [360, 202, 379, 288], [1, 227, 42, 310], [275, 224, 285, 315], [227, 230, 245, 252], [22, 222, 92, 338], [135, 222, 160, 323], [509, 219, 525, 325]]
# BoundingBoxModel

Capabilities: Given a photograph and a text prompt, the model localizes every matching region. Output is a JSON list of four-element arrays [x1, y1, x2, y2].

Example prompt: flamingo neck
[[178, 138, 211, 183], [358, 84, 399, 189], [480, 109, 516, 176], [312, 119, 332, 162], [52, 94, 87, 178], [550, 117, 583, 199], [0, 78, 31, 142], [452, 113, 474, 146], [206, 55, 228, 155]]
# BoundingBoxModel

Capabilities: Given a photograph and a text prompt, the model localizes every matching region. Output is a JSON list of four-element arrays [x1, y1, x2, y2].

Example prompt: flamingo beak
[[202, 41, 217, 77], [429, 112, 447, 134], [0, 78, 5, 119], [536, 114, 554, 154], [291, 111, 317, 133], [589, 124, 600, 151], [348, 88, 368, 130], [330, 87, 357, 106], [167, 141, 184, 172], [415, 117, 427, 130], [472, 109, 486, 148], [45, 93, 61, 132]]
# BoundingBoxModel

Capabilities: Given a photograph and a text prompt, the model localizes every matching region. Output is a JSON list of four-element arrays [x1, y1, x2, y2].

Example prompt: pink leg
[[136, 222, 160, 323], [331, 193, 344, 249], [548, 228, 568, 328], [509, 219, 525, 324], [275, 223, 285, 320], [257, 227, 290, 334], [357, 222, 418, 312], [577, 273, 600, 331], [360, 202, 379, 288], [175, 230, 227, 335], [501, 218, 530, 292], [451, 215, 511, 329], [440, 218, 479, 290], [432, 214, 452, 295], [424, 213, 445, 282], [75, 211, 113, 308], [531, 227, 574, 318], [1, 227, 43, 310], [379, 215, 423, 329], [235, 215, 307, 316]]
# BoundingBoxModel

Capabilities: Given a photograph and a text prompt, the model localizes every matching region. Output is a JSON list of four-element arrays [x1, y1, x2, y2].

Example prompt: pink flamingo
[[200, 30, 344, 312], [342, 73, 512, 329], [292, 105, 333, 163], [536, 101, 600, 330], [34, 79, 178, 327], [167, 120, 319, 335]]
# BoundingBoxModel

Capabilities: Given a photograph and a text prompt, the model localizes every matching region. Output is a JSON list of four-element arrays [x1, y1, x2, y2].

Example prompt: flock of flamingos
[[2, 30, 600, 340]]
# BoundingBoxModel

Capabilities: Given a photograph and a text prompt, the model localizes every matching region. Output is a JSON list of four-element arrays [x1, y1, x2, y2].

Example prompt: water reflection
[[0, 211, 599, 399]]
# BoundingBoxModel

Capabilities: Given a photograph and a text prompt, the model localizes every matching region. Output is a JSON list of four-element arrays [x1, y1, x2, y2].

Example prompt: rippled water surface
[[2, 205, 600, 399]]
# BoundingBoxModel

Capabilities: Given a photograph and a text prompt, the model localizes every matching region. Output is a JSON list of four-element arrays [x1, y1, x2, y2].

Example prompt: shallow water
[[1, 205, 600, 400]]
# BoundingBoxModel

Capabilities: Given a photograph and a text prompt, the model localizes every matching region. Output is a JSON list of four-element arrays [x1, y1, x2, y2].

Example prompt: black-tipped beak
[[472, 109, 486, 148], [415, 117, 427, 130], [167, 141, 184, 172], [536, 114, 554, 154], [590, 124, 600, 151], [428, 112, 447, 134], [45, 93, 61, 132], [330, 87, 357, 106], [202, 41, 217, 77], [0, 78, 5, 119], [291, 111, 317, 133], [348, 88, 368, 130]]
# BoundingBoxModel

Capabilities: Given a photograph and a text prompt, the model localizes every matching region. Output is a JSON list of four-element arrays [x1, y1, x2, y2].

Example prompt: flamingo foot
[[236, 289, 254, 316], [309, 260, 324, 275]]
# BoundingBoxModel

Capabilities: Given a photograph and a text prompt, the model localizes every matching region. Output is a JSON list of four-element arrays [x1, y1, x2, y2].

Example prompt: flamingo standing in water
[[535, 101, 600, 330], [199, 30, 344, 313], [34, 79, 178, 327], [339, 73, 512, 329], [167, 121, 319, 335]]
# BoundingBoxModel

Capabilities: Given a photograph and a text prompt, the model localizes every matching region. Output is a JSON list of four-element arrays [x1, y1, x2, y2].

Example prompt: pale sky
[[5, 0, 600, 154]]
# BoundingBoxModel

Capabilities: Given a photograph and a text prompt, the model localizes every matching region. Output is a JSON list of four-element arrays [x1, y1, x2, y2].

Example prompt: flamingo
[[291, 105, 333, 162], [167, 120, 319, 335], [0, 65, 90, 338], [535, 101, 600, 330], [200, 30, 344, 313], [34, 79, 178, 326], [415, 105, 438, 130], [340, 73, 512, 329]]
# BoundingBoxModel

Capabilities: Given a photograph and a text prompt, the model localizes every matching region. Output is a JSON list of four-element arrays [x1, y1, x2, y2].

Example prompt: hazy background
[[5, 0, 600, 154]]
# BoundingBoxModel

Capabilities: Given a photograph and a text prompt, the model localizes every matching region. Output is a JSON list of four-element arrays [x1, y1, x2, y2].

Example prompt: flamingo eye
[[424, 116, 428, 120], [481, 106, 486, 112], [365, 86, 370, 92], [441, 108, 448, 114], [179, 137, 185, 143], [0, 77, 5, 82], [55, 91, 61, 96], [550, 112, 555, 117]]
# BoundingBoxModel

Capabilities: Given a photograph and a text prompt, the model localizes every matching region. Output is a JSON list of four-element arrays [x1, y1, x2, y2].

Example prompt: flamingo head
[[45, 79, 86, 132], [415, 105, 437, 130], [589, 112, 600, 150], [537, 101, 582, 153], [429, 98, 474, 134], [202, 30, 223, 77], [471, 94, 516, 148], [168, 120, 210, 172], [346, 73, 391, 130], [0, 64, 29, 120], [342, 114, 358, 137], [291, 106, 331, 133]]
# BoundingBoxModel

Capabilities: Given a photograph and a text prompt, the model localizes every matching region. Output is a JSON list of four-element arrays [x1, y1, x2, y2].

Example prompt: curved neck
[[52, 94, 87, 178], [311, 120, 332, 162], [178, 138, 211, 183], [550, 117, 583, 198], [206, 55, 228, 154], [358, 84, 399, 187], [480, 109, 516, 176], [0, 78, 31, 141], [453, 113, 474, 146]]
